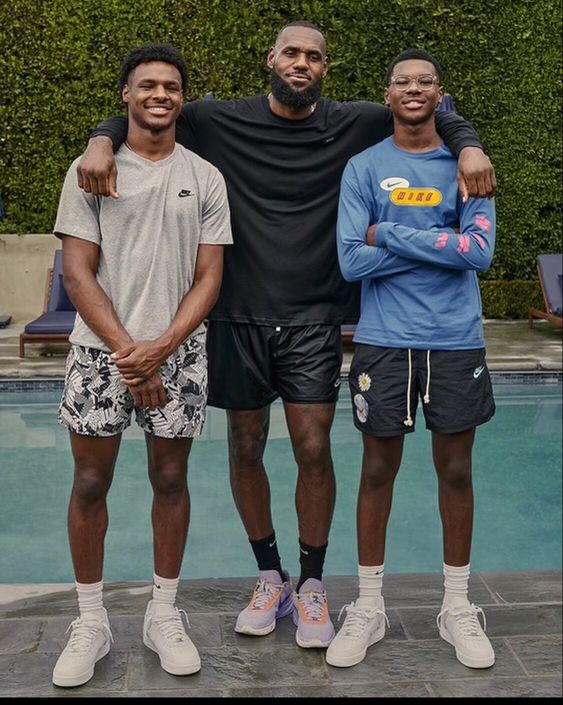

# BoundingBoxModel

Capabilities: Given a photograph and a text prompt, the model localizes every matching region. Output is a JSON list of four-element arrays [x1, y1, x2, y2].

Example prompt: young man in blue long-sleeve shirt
[[329, 49, 496, 670]]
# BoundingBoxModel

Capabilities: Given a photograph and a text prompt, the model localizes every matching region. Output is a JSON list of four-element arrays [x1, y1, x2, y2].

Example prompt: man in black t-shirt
[[76, 21, 496, 650]]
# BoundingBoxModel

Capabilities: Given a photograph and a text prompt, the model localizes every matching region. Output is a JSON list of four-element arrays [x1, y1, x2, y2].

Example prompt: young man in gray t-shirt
[[51, 44, 232, 688]]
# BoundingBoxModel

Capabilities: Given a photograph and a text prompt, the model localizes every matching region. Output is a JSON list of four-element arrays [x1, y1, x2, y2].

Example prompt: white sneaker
[[52, 609, 113, 687], [325, 598, 388, 667], [437, 602, 495, 668], [143, 600, 201, 675]]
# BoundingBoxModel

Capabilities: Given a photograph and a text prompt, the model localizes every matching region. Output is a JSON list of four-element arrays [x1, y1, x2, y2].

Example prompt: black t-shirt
[[92, 95, 482, 325]]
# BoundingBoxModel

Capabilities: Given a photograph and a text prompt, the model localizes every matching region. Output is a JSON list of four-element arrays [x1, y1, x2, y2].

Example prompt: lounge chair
[[528, 253, 563, 329], [19, 249, 76, 357]]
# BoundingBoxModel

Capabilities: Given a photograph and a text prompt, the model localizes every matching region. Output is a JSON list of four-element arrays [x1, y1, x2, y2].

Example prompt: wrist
[[155, 331, 176, 361], [89, 135, 113, 149], [459, 144, 484, 154], [109, 335, 134, 353]]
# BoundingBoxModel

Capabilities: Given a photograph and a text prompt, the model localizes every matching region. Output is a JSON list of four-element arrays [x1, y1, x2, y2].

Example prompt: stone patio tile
[[127, 645, 327, 691], [222, 613, 299, 650], [222, 610, 406, 652], [325, 573, 491, 609], [177, 578, 257, 614], [325, 638, 524, 684], [37, 613, 222, 654], [429, 675, 563, 698], [0, 618, 43, 654], [0, 651, 128, 695], [478, 571, 562, 604], [226, 681, 432, 697], [507, 635, 562, 675], [124, 689, 227, 697], [397, 604, 562, 641]]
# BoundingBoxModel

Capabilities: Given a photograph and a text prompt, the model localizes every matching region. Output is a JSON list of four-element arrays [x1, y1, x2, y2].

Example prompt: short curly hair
[[385, 48, 442, 85], [119, 43, 188, 94]]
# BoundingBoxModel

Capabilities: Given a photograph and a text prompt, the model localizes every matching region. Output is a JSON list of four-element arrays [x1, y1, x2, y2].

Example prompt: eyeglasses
[[389, 74, 439, 91]]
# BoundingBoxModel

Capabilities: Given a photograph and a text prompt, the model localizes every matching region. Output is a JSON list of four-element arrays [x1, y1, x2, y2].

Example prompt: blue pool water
[[0, 380, 561, 583]]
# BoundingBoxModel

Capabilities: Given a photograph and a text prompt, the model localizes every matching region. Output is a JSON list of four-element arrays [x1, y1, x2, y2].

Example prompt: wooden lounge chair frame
[[528, 257, 563, 329], [19, 259, 75, 357]]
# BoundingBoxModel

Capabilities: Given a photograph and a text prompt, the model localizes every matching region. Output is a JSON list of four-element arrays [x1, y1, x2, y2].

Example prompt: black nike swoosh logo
[[178, 189, 192, 197]]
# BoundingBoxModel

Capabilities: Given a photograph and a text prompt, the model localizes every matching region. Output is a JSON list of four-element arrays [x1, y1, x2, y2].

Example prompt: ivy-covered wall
[[1, 0, 561, 287]]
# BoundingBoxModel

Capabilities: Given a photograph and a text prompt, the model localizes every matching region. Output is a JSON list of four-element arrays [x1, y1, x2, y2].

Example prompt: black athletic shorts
[[206, 321, 343, 409], [349, 345, 495, 436]]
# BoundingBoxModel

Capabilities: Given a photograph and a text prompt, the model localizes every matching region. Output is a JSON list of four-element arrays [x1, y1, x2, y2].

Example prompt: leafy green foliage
[[1, 0, 561, 288], [480, 280, 544, 319]]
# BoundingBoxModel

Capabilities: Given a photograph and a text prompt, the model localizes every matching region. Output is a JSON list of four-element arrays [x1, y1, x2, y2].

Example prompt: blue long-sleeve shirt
[[337, 138, 496, 350]]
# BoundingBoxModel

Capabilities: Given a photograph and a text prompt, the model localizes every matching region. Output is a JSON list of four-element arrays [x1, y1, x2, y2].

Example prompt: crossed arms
[[337, 161, 496, 282]]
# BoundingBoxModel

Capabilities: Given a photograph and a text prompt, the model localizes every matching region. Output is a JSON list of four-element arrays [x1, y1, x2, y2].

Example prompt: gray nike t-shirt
[[54, 144, 232, 350]]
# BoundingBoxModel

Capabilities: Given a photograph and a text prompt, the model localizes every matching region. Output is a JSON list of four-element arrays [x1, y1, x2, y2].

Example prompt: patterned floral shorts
[[59, 333, 207, 438]]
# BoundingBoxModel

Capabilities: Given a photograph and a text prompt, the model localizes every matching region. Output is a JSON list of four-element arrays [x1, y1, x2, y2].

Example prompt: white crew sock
[[152, 573, 179, 606], [356, 563, 384, 608], [76, 579, 105, 618], [442, 562, 471, 608]]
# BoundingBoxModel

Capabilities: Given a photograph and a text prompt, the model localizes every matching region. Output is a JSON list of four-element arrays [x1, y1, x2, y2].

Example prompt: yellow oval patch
[[390, 188, 442, 206]]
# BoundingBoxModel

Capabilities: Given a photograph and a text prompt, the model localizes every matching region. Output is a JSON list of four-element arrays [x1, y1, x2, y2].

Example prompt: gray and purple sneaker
[[235, 570, 294, 636], [293, 578, 335, 648]]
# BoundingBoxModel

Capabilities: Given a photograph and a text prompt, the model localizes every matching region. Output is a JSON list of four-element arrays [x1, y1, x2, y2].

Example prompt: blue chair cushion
[[537, 254, 563, 317], [24, 310, 76, 334], [55, 274, 75, 311]]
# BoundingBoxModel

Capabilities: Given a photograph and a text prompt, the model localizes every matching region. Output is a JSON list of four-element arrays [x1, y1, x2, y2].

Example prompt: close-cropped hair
[[385, 48, 443, 84], [119, 43, 188, 93], [275, 20, 324, 44]]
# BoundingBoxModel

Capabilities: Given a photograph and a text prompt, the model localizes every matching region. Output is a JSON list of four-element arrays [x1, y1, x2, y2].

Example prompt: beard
[[269, 71, 323, 109]]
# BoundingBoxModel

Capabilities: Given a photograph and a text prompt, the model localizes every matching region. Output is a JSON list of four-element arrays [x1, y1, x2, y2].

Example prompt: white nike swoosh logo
[[380, 177, 410, 191], [473, 366, 485, 379]]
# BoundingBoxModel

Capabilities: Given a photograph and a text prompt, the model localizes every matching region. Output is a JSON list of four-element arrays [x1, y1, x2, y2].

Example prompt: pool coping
[[0, 370, 562, 393]]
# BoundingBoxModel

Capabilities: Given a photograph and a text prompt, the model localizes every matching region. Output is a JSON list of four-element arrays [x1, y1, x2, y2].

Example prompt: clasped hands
[[111, 340, 168, 409]]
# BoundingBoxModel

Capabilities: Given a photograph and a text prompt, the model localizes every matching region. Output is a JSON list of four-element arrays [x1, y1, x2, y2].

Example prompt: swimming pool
[[0, 377, 561, 583]]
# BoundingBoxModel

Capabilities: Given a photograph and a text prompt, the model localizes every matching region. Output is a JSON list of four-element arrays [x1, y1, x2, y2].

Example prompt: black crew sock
[[249, 532, 283, 580], [297, 539, 328, 592]]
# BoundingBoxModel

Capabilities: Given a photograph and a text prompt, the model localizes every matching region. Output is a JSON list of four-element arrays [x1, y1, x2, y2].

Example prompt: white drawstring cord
[[423, 350, 431, 404], [404, 349, 414, 426]]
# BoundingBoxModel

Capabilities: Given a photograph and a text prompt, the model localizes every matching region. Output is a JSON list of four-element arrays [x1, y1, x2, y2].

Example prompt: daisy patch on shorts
[[354, 393, 369, 423], [358, 372, 371, 392]]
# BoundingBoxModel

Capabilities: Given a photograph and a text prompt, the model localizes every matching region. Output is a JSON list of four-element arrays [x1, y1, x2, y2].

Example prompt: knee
[[151, 463, 187, 495], [229, 423, 266, 467], [437, 458, 472, 489], [72, 468, 111, 505], [361, 458, 399, 490], [294, 435, 330, 470]]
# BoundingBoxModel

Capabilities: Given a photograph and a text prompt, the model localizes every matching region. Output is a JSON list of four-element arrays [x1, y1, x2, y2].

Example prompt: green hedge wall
[[1, 0, 561, 286], [480, 280, 543, 319]]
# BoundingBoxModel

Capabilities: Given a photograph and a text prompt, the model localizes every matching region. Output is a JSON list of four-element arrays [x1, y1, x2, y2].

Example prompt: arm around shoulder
[[77, 115, 128, 198]]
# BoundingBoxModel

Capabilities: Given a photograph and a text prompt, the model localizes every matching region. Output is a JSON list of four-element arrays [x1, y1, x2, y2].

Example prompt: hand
[[77, 136, 119, 198], [127, 373, 167, 409], [112, 340, 168, 385], [457, 147, 496, 202], [366, 224, 377, 246]]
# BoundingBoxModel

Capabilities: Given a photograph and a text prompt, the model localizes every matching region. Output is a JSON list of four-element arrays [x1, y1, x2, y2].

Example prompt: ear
[[266, 47, 275, 69], [122, 85, 130, 104], [384, 88, 390, 105], [322, 55, 329, 78]]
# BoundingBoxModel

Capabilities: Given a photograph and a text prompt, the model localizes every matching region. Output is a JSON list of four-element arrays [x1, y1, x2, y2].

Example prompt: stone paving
[[0, 571, 561, 698]]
